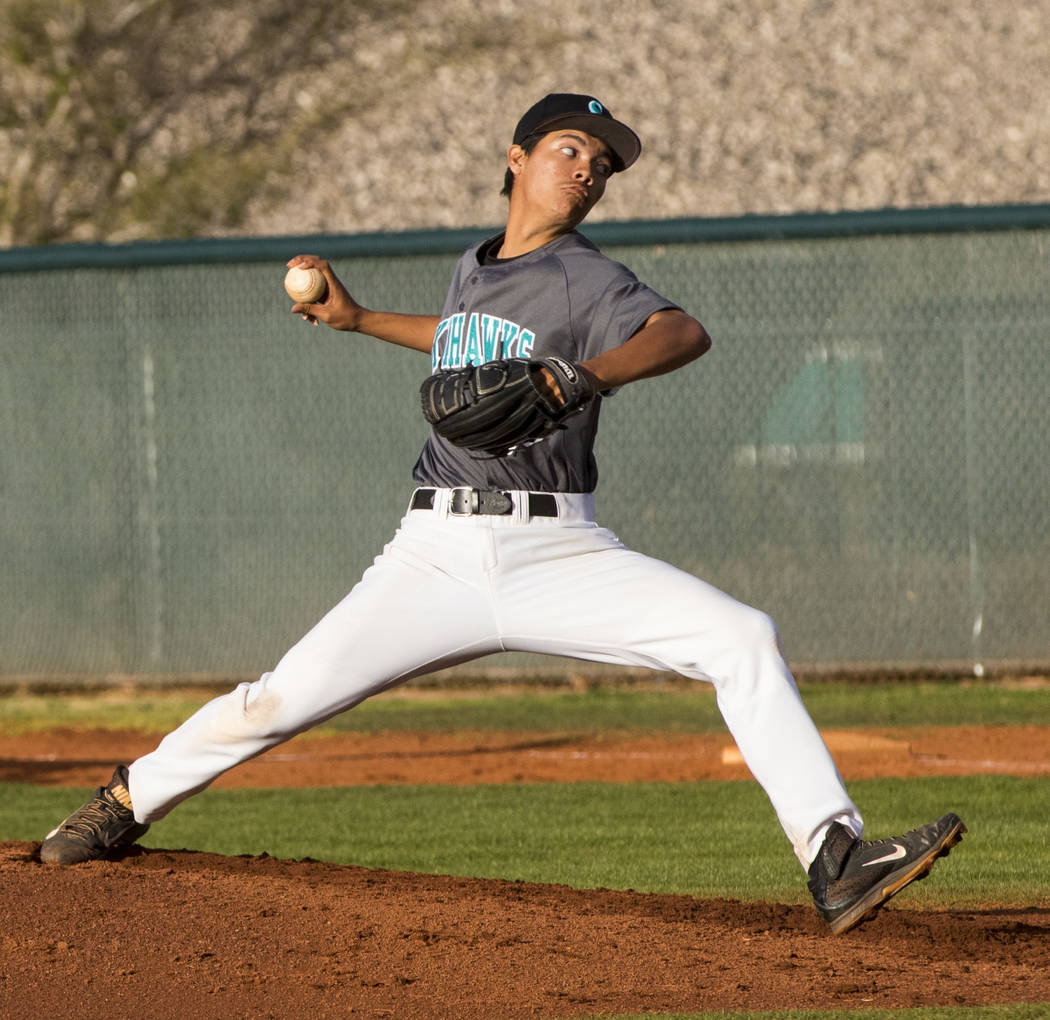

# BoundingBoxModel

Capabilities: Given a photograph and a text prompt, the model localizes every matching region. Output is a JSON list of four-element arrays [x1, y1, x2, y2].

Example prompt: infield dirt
[[3, 723, 1049, 1018]]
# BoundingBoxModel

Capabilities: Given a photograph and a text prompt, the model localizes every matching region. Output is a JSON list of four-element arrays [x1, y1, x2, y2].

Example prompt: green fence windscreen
[[3, 208, 1049, 679]]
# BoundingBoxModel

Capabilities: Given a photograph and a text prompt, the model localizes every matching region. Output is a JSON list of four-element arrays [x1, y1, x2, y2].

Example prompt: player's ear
[[507, 144, 527, 178]]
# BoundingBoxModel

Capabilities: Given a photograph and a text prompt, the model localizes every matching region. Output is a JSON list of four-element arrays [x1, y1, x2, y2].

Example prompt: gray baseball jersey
[[412, 231, 679, 493]]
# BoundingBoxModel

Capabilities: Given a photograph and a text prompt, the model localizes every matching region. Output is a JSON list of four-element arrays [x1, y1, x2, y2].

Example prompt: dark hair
[[500, 133, 543, 198]]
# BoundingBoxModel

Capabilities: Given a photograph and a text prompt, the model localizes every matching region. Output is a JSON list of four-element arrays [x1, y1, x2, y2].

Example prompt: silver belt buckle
[[449, 487, 476, 516]]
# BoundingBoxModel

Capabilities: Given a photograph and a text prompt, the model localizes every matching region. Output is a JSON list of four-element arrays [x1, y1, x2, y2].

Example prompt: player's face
[[511, 130, 613, 226]]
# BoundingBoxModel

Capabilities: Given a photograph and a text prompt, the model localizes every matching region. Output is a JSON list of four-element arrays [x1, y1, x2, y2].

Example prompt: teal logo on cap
[[588, 100, 604, 114]]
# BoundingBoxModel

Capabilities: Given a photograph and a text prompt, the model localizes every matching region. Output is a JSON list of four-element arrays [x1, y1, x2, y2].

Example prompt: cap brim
[[527, 113, 641, 172]]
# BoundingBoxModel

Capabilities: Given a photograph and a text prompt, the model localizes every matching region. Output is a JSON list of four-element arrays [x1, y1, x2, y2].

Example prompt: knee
[[210, 678, 290, 743], [726, 605, 783, 657], [705, 605, 792, 689]]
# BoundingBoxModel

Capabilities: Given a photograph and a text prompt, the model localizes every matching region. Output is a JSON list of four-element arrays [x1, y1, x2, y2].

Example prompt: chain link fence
[[3, 207, 1049, 681]]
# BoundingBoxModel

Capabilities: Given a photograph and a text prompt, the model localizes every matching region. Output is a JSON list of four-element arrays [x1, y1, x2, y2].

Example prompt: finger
[[314, 262, 339, 294], [532, 366, 565, 406]]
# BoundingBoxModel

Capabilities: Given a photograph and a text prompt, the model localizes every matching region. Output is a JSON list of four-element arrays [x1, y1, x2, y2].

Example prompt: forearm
[[580, 309, 711, 391], [348, 308, 440, 354], [286, 254, 437, 354]]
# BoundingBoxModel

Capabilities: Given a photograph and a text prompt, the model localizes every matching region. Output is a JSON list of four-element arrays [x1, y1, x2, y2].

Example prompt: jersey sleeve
[[568, 256, 681, 361], [587, 275, 680, 354]]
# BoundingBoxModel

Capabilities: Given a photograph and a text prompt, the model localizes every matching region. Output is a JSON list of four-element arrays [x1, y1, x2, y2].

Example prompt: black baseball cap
[[512, 93, 641, 172]]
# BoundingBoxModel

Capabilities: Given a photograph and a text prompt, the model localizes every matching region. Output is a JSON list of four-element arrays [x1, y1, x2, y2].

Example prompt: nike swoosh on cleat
[[862, 843, 907, 866]]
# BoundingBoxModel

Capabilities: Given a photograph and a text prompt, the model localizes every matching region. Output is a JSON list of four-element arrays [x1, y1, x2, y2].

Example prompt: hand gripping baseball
[[284, 255, 364, 331], [420, 357, 597, 457]]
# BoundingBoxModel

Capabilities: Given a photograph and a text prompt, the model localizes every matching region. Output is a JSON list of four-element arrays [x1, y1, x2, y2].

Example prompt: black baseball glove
[[420, 357, 597, 457]]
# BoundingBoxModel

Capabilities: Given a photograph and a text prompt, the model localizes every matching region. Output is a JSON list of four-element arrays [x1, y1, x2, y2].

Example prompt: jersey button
[[458, 302, 465, 310]]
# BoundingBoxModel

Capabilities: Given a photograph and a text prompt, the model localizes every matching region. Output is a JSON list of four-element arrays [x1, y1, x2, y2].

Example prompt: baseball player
[[41, 93, 965, 934]]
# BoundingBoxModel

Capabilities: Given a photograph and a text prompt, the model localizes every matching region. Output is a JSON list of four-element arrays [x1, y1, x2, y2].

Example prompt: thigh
[[261, 517, 504, 729], [497, 525, 772, 676]]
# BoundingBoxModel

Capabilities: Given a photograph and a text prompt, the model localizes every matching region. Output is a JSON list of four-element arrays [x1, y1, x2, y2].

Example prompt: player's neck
[[499, 205, 583, 258]]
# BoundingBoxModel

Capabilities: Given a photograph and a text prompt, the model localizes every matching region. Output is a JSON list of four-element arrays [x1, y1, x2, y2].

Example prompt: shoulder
[[547, 232, 640, 284], [461, 237, 488, 262]]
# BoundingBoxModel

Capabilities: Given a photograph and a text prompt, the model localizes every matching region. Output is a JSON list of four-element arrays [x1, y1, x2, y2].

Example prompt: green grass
[[0, 689, 224, 734], [5, 775, 1046, 908], [2, 677, 1048, 734], [4, 679, 1048, 906]]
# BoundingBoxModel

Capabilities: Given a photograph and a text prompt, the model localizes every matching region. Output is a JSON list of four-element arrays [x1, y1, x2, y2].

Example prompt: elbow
[[684, 317, 712, 361], [694, 321, 712, 357]]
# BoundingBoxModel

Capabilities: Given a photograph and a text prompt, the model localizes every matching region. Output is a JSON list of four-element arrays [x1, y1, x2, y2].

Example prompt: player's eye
[[560, 145, 577, 158], [595, 162, 613, 178]]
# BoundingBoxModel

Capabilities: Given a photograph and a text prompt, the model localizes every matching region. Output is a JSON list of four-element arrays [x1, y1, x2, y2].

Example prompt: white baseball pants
[[128, 488, 862, 869]]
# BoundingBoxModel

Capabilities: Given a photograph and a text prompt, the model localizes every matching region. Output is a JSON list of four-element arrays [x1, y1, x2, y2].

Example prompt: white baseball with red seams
[[283, 265, 327, 304]]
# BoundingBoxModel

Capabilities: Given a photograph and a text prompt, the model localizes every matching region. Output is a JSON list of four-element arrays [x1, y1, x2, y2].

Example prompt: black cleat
[[40, 765, 150, 865], [808, 813, 966, 934]]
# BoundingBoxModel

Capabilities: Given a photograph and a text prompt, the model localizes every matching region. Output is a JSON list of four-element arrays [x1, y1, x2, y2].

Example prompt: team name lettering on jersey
[[432, 312, 536, 371]]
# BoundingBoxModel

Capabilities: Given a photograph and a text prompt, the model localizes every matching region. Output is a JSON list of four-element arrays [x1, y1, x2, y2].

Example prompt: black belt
[[411, 487, 558, 518]]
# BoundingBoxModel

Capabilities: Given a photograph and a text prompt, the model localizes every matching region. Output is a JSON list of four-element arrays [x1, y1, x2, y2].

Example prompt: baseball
[[284, 266, 328, 304]]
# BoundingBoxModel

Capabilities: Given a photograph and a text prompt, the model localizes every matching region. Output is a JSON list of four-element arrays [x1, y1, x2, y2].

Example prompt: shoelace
[[58, 790, 129, 840]]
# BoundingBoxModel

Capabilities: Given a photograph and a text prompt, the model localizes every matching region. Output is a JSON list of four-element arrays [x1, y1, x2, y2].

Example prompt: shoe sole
[[828, 816, 967, 935]]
